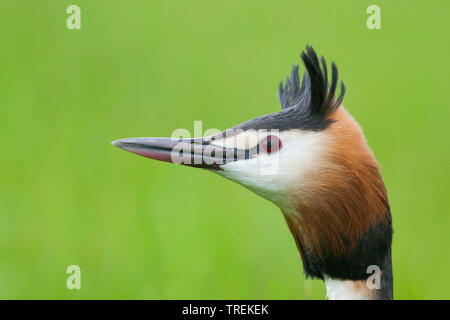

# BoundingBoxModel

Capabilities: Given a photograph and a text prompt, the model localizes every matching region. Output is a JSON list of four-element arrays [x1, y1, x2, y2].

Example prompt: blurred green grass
[[0, 0, 449, 299]]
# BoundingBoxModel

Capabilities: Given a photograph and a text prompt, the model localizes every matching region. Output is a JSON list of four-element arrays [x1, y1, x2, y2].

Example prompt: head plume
[[278, 45, 346, 130]]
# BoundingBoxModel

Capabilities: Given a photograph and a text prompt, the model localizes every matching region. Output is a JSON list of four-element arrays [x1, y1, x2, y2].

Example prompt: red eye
[[260, 135, 282, 154]]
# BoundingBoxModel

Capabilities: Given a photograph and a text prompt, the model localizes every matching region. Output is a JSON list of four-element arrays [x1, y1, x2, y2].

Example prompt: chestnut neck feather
[[283, 108, 393, 299]]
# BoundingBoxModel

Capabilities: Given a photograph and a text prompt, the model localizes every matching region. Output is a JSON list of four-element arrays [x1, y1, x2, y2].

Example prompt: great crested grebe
[[112, 46, 393, 300]]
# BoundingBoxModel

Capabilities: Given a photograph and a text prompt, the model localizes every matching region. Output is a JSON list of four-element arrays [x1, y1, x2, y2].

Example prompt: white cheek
[[219, 158, 290, 208], [218, 130, 326, 209], [276, 131, 326, 190]]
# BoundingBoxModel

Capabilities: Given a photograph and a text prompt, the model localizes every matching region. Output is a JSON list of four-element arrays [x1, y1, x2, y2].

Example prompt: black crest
[[279, 46, 345, 114], [233, 46, 345, 132]]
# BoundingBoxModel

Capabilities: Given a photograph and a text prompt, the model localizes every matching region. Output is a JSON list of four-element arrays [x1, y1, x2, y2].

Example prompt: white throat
[[324, 275, 373, 300]]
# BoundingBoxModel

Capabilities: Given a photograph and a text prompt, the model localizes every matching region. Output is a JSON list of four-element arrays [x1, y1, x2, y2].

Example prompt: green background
[[0, 0, 449, 299]]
